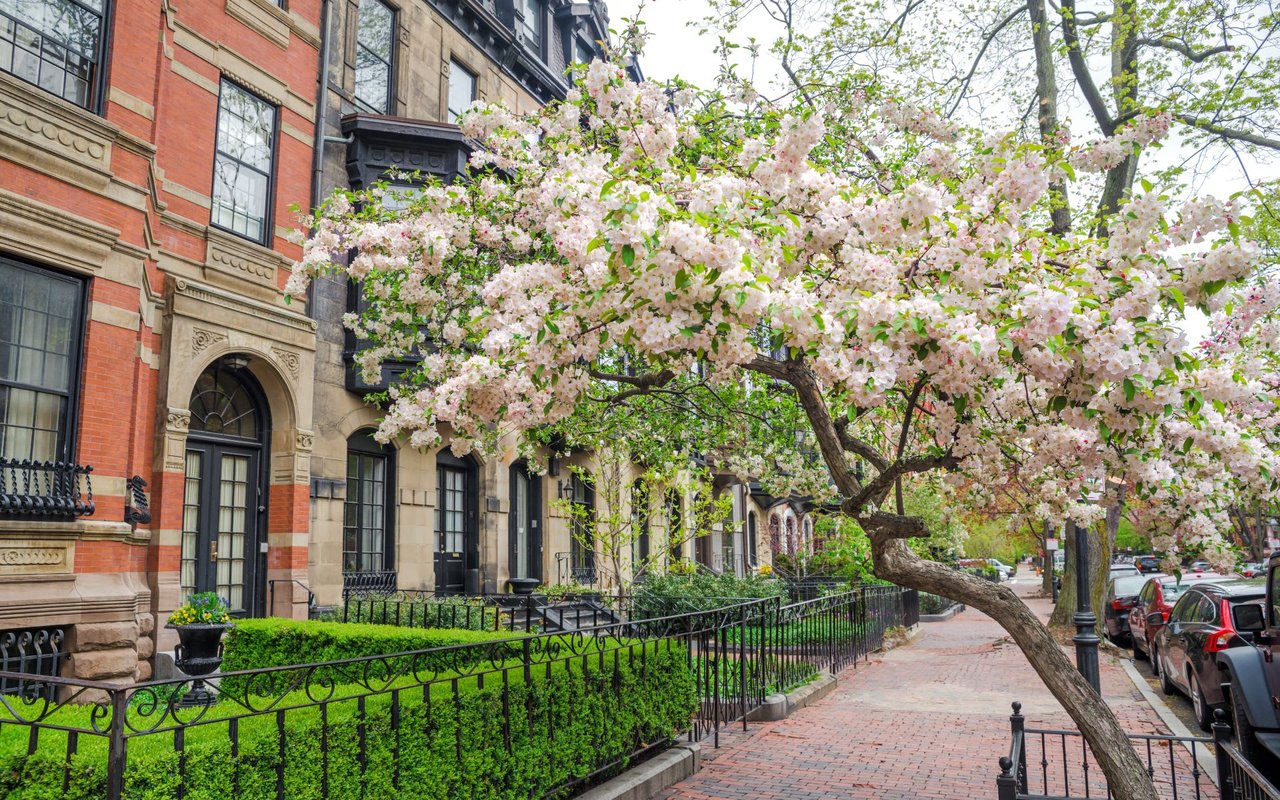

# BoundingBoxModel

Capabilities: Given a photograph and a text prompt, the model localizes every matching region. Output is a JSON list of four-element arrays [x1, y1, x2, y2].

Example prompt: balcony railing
[[0, 458, 94, 518]]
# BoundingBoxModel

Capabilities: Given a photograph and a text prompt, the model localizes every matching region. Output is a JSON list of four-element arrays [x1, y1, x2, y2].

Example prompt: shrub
[[219, 618, 522, 695], [633, 572, 789, 619], [0, 640, 697, 800]]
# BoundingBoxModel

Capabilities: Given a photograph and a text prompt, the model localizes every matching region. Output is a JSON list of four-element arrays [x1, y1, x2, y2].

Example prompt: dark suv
[[1152, 580, 1265, 730], [1215, 553, 1280, 776], [1135, 554, 1162, 574]]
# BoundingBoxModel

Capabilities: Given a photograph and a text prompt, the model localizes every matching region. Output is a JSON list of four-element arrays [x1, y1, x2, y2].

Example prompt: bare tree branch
[[1174, 113, 1280, 150], [1136, 37, 1232, 63], [1059, 0, 1115, 135]]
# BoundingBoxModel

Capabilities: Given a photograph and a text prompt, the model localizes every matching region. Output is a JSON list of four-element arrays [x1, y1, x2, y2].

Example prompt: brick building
[[0, 0, 320, 680]]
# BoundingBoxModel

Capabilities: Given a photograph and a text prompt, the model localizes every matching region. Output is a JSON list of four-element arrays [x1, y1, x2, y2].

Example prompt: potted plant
[[166, 592, 233, 706]]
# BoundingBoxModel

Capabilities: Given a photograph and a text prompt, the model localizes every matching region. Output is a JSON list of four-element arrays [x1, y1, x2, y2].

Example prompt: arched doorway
[[182, 358, 269, 616]]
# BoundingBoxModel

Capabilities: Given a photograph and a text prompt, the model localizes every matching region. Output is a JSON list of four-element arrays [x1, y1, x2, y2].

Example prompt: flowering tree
[[290, 62, 1279, 799]]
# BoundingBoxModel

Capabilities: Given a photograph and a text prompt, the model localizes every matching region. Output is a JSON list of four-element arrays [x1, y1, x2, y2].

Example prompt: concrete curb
[[747, 670, 838, 721], [1119, 657, 1220, 786], [574, 742, 702, 800], [920, 604, 965, 623]]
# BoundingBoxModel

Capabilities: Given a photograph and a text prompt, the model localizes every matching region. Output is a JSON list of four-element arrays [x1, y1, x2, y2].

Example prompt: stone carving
[[0, 548, 64, 566], [295, 430, 314, 451], [166, 407, 191, 432], [191, 328, 226, 355], [0, 96, 107, 162], [271, 346, 300, 378], [209, 241, 275, 281]]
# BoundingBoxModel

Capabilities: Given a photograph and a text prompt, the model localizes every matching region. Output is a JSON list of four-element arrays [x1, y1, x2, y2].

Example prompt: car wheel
[[1189, 672, 1212, 731], [1132, 635, 1148, 661], [1149, 641, 1161, 676], [1229, 683, 1278, 774], [1158, 650, 1176, 695]]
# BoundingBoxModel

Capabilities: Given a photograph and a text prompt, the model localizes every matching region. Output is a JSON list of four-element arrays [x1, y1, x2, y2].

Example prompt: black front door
[[181, 442, 262, 616], [181, 360, 269, 617], [509, 463, 542, 582], [435, 456, 477, 594]]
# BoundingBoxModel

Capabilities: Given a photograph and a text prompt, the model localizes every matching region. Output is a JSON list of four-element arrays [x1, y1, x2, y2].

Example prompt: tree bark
[[1041, 519, 1055, 595], [1028, 0, 1071, 234], [870, 537, 1160, 800]]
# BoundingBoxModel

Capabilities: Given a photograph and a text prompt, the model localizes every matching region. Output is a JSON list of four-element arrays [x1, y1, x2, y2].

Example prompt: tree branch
[[1174, 114, 1280, 151], [1136, 37, 1232, 63], [1059, 0, 1114, 135], [588, 368, 677, 404], [849, 453, 961, 513], [946, 5, 1028, 117]]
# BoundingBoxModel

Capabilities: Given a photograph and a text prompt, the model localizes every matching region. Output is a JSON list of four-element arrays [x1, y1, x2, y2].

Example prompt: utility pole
[[1070, 519, 1101, 693]]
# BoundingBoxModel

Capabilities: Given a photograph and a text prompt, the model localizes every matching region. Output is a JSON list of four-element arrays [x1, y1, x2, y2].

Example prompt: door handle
[[210, 541, 218, 562]]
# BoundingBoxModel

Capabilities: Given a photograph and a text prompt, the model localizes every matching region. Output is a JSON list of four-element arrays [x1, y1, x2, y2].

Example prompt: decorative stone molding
[[271, 346, 301, 378], [0, 540, 71, 576], [173, 278, 318, 336], [0, 189, 117, 276], [166, 407, 192, 433], [295, 430, 315, 451], [224, 0, 292, 49], [191, 327, 227, 355], [206, 229, 281, 289], [0, 72, 115, 191]]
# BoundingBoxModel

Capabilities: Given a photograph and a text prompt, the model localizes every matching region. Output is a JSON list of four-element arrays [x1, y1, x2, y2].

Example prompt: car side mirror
[[1146, 613, 1164, 626]]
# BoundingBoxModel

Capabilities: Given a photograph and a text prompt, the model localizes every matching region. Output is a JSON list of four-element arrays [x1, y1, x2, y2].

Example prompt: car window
[[1162, 582, 1188, 603], [1139, 582, 1155, 603], [1113, 576, 1148, 595], [1197, 596, 1220, 624], [1234, 602, 1265, 633], [1169, 594, 1196, 622]]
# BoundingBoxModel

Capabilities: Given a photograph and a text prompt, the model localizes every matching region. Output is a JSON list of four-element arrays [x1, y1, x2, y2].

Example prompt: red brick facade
[[0, 0, 319, 681]]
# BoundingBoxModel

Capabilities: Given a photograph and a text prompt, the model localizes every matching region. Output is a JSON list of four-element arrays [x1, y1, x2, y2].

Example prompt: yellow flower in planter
[[168, 592, 232, 626], [758, 564, 773, 576]]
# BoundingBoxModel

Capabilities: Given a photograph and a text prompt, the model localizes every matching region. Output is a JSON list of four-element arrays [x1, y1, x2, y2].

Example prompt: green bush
[[0, 640, 696, 800], [633, 573, 789, 619], [219, 618, 523, 695]]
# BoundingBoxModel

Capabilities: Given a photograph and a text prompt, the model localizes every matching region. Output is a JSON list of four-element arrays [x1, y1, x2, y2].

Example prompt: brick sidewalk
[[660, 578, 1204, 800]]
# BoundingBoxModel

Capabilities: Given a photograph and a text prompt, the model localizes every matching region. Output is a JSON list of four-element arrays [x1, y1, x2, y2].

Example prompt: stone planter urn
[[167, 622, 232, 706], [506, 577, 542, 596]]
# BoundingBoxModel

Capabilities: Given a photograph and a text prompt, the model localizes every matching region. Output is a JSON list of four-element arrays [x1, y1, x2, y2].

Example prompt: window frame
[[0, 0, 113, 113], [517, 0, 544, 58], [209, 77, 280, 247], [446, 57, 477, 124], [353, 0, 396, 115], [0, 254, 88, 466], [343, 430, 396, 574]]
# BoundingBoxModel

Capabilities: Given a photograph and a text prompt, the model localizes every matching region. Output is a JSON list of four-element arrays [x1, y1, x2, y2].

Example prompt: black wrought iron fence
[[0, 626, 66, 702], [995, 701, 1280, 800], [0, 588, 920, 800], [0, 457, 93, 518]]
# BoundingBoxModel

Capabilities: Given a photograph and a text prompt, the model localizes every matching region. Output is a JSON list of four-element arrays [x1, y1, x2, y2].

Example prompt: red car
[[1129, 573, 1231, 674]]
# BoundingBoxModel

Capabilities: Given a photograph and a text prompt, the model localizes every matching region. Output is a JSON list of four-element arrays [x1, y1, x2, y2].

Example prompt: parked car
[[1109, 564, 1140, 582], [1218, 552, 1280, 777], [1104, 574, 1151, 644], [1239, 562, 1266, 579], [1152, 579, 1266, 730], [987, 559, 1015, 580], [1129, 573, 1230, 669], [1188, 560, 1212, 574], [1135, 554, 1163, 574]]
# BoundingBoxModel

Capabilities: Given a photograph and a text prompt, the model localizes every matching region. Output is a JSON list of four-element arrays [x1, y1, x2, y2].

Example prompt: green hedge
[[218, 618, 523, 695], [632, 573, 789, 619], [0, 639, 696, 800]]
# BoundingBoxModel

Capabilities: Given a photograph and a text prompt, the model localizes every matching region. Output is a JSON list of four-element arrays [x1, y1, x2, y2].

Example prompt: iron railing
[[554, 550, 598, 587], [0, 626, 66, 702], [340, 569, 397, 595], [995, 701, 1271, 800], [0, 589, 919, 800], [0, 457, 93, 518]]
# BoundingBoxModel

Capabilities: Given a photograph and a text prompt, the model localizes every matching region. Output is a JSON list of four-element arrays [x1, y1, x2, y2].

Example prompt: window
[[0, 257, 84, 464], [447, 59, 475, 124], [517, 0, 542, 53], [211, 80, 277, 244], [573, 37, 594, 66], [0, 0, 106, 109], [568, 474, 594, 581], [354, 0, 394, 114], [630, 480, 649, 570], [747, 512, 758, 565], [344, 431, 394, 574]]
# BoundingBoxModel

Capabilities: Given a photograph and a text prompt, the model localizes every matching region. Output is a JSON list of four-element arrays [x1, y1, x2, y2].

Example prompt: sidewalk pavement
[[658, 577, 1203, 800]]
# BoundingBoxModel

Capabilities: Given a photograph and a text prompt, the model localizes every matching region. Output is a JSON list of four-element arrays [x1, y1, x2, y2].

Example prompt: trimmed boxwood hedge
[[0, 639, 696, 800]]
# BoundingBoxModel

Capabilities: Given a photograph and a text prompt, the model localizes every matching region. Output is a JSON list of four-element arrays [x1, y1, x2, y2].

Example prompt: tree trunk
[[1029, 0, 1071, 234], [1040, 520, 1054, 595], [871, 537, 1159, 800]]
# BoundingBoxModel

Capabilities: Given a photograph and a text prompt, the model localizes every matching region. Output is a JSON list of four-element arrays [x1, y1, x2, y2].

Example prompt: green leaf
[[1049, 396, 1068, 413], [1123, 378, 1136, 403], [622, 244, 636, 267]]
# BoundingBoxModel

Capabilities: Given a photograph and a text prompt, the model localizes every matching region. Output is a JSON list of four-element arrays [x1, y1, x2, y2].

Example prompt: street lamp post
[[1070, 519, 1101, 693]]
